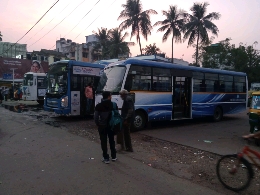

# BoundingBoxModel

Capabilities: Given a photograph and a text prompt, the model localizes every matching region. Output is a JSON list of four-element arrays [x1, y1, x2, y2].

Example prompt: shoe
[[102, 158, 110, 164], [112, 158, 117, 162], [125, 148, 133, 152]]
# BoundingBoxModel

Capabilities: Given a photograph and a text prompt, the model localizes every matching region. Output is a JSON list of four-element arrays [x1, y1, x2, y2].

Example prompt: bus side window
[[200, 80, 206, 92], [214, 81, 219, 92]]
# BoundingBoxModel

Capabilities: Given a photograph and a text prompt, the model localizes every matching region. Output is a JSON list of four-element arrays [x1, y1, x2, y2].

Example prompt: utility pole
[[10, 68, 18, 90]]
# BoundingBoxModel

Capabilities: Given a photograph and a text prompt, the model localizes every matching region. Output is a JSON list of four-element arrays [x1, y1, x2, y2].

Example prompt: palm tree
[[0, 31, 2, 41], [118, 0, 157, 55], [92, 27, 110, 59], [154, 5, 186, 63], [183, 2, 221, 66], [142, 43, 161, 55], [108, 28, 135, 58]]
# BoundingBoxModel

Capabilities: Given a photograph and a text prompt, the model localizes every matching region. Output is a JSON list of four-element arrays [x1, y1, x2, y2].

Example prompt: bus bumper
[[43, 106, 70, 115]]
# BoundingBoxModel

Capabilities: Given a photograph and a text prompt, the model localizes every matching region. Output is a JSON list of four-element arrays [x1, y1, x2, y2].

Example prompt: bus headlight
[[61, 96, 68, 107]]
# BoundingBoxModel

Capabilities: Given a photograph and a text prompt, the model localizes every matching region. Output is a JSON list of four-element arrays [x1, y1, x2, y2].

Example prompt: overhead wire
[[74, 0, 117, 40], [1, 0, 60, 56], [48, 0, 107, 50], [63, 0, 101, 38], [25, 1, 72, 43], [28, 0, 86, 48]]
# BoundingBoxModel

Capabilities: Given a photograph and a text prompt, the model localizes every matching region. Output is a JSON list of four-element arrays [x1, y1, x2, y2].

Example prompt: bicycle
[[216, 145, 260, 192]]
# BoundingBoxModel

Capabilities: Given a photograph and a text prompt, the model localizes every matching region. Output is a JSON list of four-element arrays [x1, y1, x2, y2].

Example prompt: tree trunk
[[138, 31, 142, 55], [171, 33, 174, 63], [196, 32, 200, 66]]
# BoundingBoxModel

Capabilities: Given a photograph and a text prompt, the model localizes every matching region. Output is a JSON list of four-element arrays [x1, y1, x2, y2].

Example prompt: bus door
[[171, 69, 192, 120], [80, 76, 98, 115]]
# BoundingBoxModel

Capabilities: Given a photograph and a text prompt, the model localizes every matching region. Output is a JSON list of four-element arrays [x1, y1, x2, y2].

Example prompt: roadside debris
[[45, 121, 60, 127], [203, 140, 213, 143]]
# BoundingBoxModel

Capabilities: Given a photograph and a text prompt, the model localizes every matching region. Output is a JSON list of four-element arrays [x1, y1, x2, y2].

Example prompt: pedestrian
[[117, 89, 134, 152], [4, 88, 9, 101], [94, 91, 118, 164], [0, 89, 3, 104], [85, 83, 93, 114]]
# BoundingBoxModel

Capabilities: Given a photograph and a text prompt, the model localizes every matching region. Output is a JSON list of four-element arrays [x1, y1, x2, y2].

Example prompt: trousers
[[98, 126, 116, 159]]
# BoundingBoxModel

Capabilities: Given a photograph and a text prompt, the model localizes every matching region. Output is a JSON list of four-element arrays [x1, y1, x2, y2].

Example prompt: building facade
[[0, 42, 27, 59], [28, 49, 67, 64], [55, 38, 92, 62]]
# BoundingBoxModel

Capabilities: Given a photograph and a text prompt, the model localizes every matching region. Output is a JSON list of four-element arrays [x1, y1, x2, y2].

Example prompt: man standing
[[118, 89, 134, 152], [85, 83, 93, 114], [94, 91, 117, 164]]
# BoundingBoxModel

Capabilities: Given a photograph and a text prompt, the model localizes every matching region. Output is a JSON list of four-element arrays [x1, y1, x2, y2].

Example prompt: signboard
[[0, 58, 48, 79], [3, 73, 13, 79], [72, 66, 101, 76], [38, 89, 46, 96]]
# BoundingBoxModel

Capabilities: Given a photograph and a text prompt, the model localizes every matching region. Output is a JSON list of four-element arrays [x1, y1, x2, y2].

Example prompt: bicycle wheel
[[216, 154, 254, 192]]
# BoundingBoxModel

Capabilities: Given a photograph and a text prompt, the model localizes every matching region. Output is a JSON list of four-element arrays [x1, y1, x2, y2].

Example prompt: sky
[[1, 0, 260, 63]]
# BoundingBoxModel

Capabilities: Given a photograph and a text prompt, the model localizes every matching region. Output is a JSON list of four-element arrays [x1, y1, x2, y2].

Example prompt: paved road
[[0, 106, 221, 195], [141, 111, 255, 155]]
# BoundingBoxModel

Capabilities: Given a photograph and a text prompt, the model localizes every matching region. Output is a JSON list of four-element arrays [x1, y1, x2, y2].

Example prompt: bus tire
[[133, 111, 146, 131], [213, 106, 223, 122], [37, 100, 44, 105]]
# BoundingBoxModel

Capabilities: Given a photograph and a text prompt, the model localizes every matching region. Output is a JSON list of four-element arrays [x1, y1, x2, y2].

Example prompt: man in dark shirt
[[118, 89, 134, 152], [94, 91, 118, 164]]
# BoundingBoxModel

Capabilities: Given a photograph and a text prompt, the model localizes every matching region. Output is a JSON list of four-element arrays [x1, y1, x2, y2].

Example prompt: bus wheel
[[213, 106, 223, 122], [133, 111, 146, 131], [37, 100, 44, 105]]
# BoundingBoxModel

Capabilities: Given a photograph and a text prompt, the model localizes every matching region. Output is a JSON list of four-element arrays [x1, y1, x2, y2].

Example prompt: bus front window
[[97, 66, 126, 93], [47, 63, 68, 94], [23, 74, 33, 86]]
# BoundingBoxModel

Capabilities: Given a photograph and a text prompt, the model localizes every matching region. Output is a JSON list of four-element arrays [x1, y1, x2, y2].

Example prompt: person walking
[[85, 83, 93, 114], [0, 89, 3, 104], [94, 91, 118, 164], [117, 89, 134, 152]]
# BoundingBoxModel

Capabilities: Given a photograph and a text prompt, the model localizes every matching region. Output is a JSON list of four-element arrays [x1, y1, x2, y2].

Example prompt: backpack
[[109, 102, 123, 134]]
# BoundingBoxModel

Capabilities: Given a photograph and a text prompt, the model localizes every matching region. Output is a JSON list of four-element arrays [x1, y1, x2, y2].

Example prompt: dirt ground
[[43, 116, 260, 195], [2, 102, 260, 194]]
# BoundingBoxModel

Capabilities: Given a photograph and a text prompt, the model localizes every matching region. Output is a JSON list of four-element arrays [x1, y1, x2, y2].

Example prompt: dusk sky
[[1, 0, 260, 63]]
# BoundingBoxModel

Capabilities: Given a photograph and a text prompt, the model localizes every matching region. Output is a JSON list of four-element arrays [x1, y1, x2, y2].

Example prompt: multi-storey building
[[0, 42, 27, 59]]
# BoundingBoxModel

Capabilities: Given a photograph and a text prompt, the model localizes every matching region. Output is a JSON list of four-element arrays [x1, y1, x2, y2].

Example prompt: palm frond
[[162, 28, 172, 42], [203, 12, 221, 21]]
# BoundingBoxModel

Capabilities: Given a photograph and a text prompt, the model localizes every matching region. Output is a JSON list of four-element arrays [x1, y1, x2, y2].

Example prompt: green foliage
[[118, 0, 157, 55], [201, 38, 260, 84], [88, 27, 134, 60], [141, 43, 161, 55], [153, 5, 186, 63], [183, 2, 221, 66]]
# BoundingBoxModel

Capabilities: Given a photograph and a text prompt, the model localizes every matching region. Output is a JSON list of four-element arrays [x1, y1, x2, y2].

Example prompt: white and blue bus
[[95, 59, 247, 130], [44, 60, 105, 116], [22, 72, 47, 105]]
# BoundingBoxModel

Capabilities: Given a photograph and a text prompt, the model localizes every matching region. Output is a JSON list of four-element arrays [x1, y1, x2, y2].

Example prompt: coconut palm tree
[[108, 28, 135, 58], [142, 43, 161, 55], [154, 5, 186, 63], [183, 2, 221, 66], [92, 27, 110, 59], [118, 0, 157, 55]]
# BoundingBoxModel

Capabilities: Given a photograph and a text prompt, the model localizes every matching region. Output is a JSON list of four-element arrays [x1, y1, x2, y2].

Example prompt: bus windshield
[[23, 74, 33, 86], [47, 63, 68, 94], [96, 65, 126, 93]]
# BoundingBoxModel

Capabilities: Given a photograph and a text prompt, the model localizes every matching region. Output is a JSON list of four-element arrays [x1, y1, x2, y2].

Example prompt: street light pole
[[10, 68, 17, 91]]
